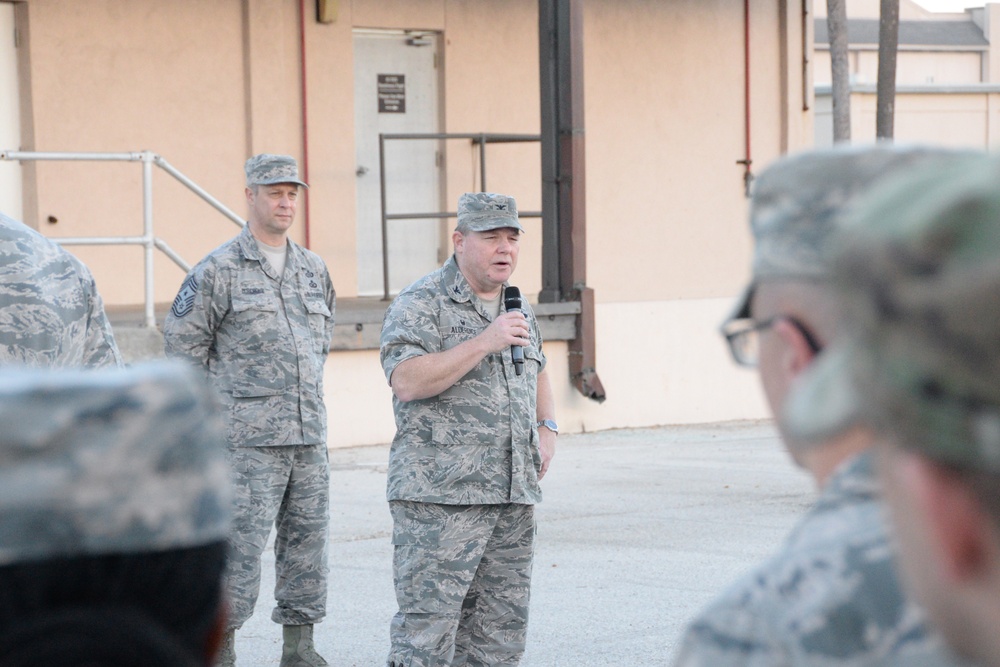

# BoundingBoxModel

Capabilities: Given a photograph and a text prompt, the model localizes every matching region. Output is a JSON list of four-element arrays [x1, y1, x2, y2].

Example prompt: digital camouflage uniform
[[380, 200, 546, 666], [672, 450, 967, 666], [162, 218, 335, 630], [0, 212, 122, 368]]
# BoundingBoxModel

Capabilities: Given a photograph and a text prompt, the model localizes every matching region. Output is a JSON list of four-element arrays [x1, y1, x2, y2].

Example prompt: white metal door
[[0, 3, 21, 220], [353, 30, 442, 296]]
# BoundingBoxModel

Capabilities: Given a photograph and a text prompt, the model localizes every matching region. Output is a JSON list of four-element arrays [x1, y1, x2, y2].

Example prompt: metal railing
[[0, 150, 244, 327], [378, 132, 542, 300]]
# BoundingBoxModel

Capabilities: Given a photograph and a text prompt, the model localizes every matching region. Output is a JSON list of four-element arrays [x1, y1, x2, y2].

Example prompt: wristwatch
[[536, 419, 559, 434]]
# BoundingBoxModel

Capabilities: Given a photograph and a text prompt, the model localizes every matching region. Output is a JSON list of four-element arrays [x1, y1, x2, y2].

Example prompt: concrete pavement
[[233, 421, 815, 666]]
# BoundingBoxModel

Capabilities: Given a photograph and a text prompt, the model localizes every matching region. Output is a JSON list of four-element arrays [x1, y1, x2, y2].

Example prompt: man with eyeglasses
[[671, 146, 973, 666], [784, 153, 1000, 666]]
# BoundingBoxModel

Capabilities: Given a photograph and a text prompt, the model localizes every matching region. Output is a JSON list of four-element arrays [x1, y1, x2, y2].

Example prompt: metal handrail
[[0, 150, 244, 327], [378, 132, 542, 300]]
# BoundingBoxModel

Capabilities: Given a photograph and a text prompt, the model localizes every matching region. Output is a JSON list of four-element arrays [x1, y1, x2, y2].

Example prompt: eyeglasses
[[720, 315, 822, 367]]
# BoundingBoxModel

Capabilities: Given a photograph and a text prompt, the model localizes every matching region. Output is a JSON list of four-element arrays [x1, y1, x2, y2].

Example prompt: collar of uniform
[[443, 255, 473, 304], [237, 225, 302, 279], [237, 224, 263, 262], [816, 449, 878, 510], [443, 255, 508, 321]]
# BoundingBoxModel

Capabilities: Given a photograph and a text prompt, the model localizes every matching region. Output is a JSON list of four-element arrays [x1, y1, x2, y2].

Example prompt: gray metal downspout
[[538, 0, 606, 403]]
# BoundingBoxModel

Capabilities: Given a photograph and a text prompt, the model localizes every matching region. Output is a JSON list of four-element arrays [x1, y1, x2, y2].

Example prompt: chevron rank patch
[[170, 274, 199, 318]]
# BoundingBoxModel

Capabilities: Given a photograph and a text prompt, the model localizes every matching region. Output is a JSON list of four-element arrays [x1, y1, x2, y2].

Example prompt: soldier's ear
[[771, 319, 815, 380], [245, 187, 254, 205], [452, 230, 465, 253], [905, 453, 992, 583]]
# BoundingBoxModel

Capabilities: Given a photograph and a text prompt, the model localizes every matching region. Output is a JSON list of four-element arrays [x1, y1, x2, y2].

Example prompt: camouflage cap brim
[[460, 217, 525, 233], [257, 176, 309, 189]]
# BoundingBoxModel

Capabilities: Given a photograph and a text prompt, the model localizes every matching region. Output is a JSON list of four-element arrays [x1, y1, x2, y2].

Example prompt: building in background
[[815, 0, 1000, 147], [0, 0, 815, 445]]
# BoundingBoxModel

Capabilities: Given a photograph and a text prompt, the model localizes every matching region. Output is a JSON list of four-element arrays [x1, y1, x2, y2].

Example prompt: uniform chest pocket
[[303, 295, 331, 318], [229, 287, 281, 345], [303, 293, 332, 353]]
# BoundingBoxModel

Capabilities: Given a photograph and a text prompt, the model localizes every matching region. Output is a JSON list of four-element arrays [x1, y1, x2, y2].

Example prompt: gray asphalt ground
[[233, 421, 815, 666]]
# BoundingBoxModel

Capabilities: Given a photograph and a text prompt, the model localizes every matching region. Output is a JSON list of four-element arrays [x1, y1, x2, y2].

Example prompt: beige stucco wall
[[814, 0, 960, 20], [0, 2, 19, 220], [9, 0, 815, 441], [814, 49, 984, 86], [20, 0, 253, 304], [815, 89, 1000, 148]]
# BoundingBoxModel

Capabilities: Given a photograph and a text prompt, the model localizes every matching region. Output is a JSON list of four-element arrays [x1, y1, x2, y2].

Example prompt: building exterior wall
[[814, 0, 960, 20], [5, 0, 813, 444], [813, 1, 1000, 151], [815, 88, 1000, 150], [0, 2, 19, 220], [813, 49, 984, 86]]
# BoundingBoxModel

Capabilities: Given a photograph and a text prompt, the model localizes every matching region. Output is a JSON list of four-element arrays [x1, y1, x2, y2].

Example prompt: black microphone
[[504, 286, 525, 376]]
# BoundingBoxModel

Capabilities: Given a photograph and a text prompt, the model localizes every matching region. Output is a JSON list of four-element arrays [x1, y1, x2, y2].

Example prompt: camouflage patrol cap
[[0, 361, 232, 566], [245, 153, 309, 189], [456, 192, 523, 233], [729, 145, 973, 319], [784, 153, 1000, 469]]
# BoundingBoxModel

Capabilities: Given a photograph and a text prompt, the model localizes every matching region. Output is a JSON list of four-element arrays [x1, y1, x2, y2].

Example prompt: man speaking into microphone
[[380, 192, 557, 667]]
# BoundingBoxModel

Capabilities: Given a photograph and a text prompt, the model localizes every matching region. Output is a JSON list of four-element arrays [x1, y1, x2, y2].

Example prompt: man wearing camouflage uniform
[[785, 153, 1000, 667], [671, 147, 970, 666], [0, 211, 121, 367], [380, 192, 557, 667], [163, 154, 335, 667]]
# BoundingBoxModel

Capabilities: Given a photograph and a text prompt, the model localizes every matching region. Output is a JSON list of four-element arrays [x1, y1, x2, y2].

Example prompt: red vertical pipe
[[744, 0, 751, 165], [738, 0, 753, 195], [299, 0, 312, 248]]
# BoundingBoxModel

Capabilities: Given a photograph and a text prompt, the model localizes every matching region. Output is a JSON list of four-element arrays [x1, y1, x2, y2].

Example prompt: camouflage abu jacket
[[162, 224, 335, 448], [380, 256, 546, 505], [0, 212, 122, 368], [671, 450, 969, 667]]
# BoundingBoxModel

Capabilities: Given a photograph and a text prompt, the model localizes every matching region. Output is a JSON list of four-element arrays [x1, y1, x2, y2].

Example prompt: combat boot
[[280, 624, 328, 667], [215, 629, 236, 667]]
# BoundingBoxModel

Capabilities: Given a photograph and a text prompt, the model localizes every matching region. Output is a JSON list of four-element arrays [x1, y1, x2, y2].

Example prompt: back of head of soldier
[[721, 144, 978, 486], [786, 153, 1000, 665], [0, 362, 232, 667]]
